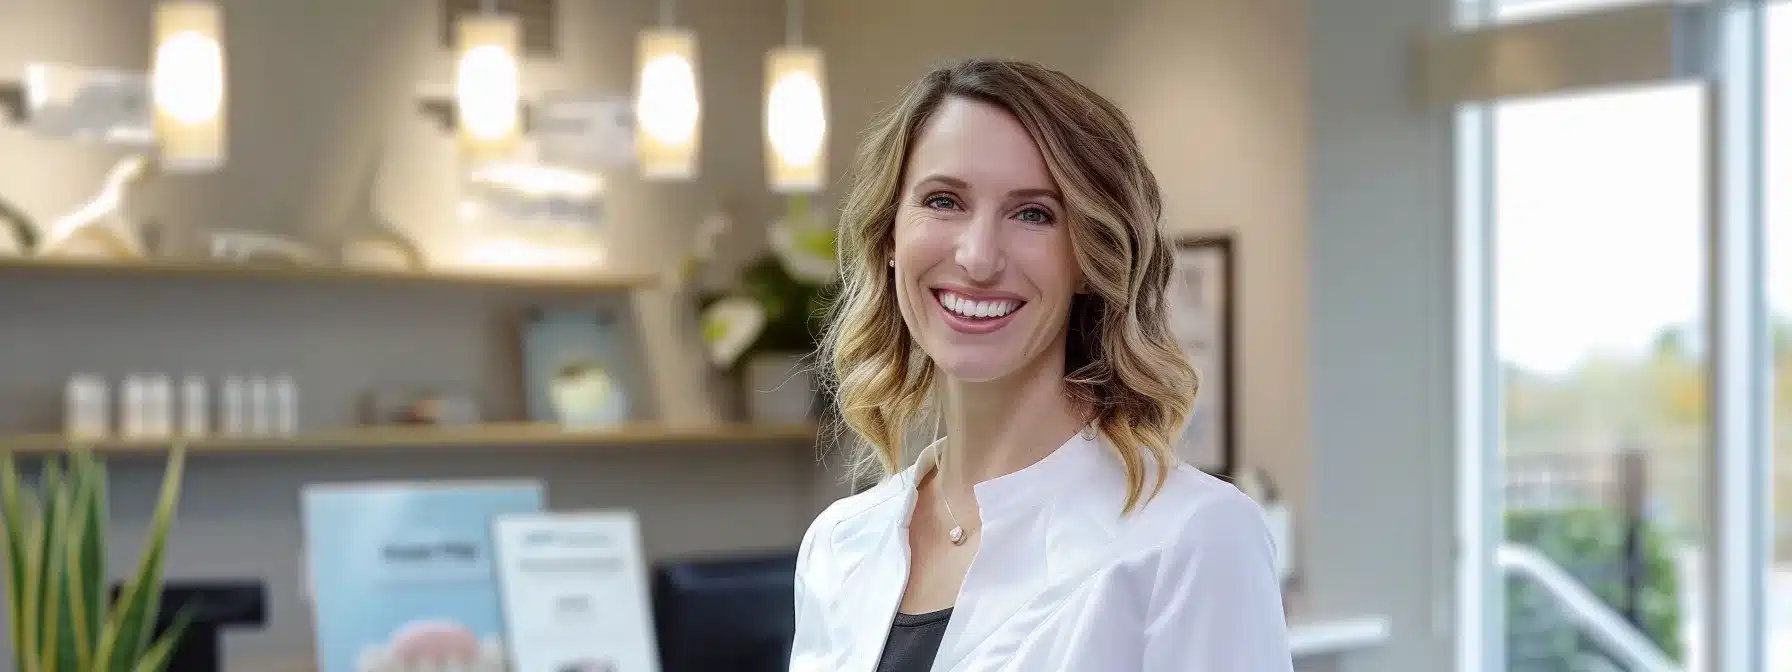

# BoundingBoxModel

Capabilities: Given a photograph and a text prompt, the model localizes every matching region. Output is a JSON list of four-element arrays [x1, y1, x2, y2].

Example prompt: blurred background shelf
[[0, 421, 821, 456], [0, 257, 659, 293]]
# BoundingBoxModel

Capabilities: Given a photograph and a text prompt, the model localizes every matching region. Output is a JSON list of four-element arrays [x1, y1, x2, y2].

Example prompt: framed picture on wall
[[1168, 235, 1236, 477]]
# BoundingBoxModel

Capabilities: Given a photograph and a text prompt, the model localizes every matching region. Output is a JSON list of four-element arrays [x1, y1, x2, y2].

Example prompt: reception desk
[[238, 614, 1391, 671]]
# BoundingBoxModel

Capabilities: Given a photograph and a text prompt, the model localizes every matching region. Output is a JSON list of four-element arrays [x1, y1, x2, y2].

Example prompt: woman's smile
[[932, 287, 1026, 335]]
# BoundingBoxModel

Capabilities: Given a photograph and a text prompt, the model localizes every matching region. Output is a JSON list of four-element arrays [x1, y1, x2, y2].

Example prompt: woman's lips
[[933, 289, 1023, 335]]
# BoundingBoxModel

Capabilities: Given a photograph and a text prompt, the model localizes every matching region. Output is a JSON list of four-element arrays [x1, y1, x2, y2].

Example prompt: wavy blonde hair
[[819, 59, 1197, 513]]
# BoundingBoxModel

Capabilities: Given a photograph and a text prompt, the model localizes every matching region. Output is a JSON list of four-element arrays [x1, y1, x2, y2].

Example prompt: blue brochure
[[301, 480, 546, 672]]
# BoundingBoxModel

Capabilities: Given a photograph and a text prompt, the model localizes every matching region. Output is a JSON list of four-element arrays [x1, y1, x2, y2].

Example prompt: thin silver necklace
[[934, 413, 970, 545], [933, 418, 1099, 547]]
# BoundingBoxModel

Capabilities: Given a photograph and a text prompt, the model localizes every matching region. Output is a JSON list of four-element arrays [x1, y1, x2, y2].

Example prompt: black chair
[[651, 551, 799, 672], [110, 580, 266, 672]]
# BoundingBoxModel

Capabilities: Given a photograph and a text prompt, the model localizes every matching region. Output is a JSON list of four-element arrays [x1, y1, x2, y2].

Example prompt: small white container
[[120, 374, 145, 439], [64, 374, 109, 439], [140, 374, 172, 438], [272, 375, 297, 436], [221, 375, 247, 436], [248, 376, 271, 436], [180, 375, 208, 437]]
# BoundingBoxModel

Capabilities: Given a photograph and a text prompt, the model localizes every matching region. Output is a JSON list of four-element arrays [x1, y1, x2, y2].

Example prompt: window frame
[[1444, 1, 1774, 670]]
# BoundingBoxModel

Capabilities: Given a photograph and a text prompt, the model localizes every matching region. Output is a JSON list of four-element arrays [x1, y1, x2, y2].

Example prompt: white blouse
[[789, 432, 1293, 671]]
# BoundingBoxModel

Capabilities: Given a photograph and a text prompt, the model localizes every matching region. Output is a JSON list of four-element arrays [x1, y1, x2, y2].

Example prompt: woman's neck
[[939, 357, 1085, 488]]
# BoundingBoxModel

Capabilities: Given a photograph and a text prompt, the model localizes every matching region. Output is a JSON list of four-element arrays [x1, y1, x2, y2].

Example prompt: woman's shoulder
[[1119, 464, 1277, 559], [796, 472, 912, 568], [811, 472, 910, 529]]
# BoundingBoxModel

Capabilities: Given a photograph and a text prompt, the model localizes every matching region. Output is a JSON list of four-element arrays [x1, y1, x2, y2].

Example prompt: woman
[[793, 59, 1291, 671]]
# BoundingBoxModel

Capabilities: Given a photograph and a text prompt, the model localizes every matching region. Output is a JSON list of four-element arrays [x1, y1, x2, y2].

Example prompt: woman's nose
[[954, 215, 1006, 281]]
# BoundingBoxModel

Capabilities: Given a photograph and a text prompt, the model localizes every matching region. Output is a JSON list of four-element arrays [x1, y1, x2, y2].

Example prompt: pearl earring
[[888, 258, 895, 267]]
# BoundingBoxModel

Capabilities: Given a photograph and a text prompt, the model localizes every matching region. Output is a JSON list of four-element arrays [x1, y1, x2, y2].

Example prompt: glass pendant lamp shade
[[764, 46, 826, 193], [151, 0, 226, 171], [455, 13, 522, 164], [636, 28, 700, 180]]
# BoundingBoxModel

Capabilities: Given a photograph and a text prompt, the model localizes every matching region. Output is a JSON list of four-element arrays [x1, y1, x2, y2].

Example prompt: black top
[[874, 607, 954, 672]]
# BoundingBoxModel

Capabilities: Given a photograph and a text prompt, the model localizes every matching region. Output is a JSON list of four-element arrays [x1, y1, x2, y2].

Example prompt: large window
[[1494, 83, 1708, 669], [1455, 1, 1781, 669]]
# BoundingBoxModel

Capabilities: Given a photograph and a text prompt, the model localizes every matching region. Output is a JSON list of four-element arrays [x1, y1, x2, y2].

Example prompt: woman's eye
[[1015, 207, 1054, 224], [924, 194, 959, 210]]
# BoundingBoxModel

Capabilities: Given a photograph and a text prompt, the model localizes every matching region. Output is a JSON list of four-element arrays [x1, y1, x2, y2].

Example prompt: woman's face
[[892, 96, 1082, 383]]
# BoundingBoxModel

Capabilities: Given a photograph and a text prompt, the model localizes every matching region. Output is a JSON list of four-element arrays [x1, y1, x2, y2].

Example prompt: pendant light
[[636, 0, 700, 180], [765, 0, 826, 193], [454, 2, 522, 165], [151, 0, 226, 171]]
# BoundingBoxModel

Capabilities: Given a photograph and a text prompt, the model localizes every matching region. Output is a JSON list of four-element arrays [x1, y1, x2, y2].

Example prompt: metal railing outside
[[1501, 543, 1683, 672]]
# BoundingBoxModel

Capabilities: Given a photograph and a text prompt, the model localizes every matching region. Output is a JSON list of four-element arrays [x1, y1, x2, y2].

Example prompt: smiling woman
[[795, 59, 1291, 672]]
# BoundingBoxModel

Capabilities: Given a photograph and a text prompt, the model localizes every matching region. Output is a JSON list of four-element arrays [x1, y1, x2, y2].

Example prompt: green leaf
[[23, 460, 65, 672], [61, 449, 105, 670], [97, 443, 185, 671], [2, 452, 33, 672], [40, 477, 71, 672], [129, 606, 194, 672], [793, 227, 837, 260], [84, 451, 109, 666]]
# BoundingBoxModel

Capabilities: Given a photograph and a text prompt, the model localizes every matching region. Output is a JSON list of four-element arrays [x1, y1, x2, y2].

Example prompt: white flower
[[769, 209, 838, 285], [693, 212, 730, 262], [701, 296, 768, 369]]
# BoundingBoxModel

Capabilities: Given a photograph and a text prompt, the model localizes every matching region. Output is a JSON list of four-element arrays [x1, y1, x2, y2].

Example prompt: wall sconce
[[455, 11, 523, 164], [764, 45, 826, 193], [151, 0, 226, 172], [635, 27, 700, 181]]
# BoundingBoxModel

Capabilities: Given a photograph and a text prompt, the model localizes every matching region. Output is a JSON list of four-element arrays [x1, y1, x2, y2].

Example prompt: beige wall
[[0, 0, 814, 427], [0, 0, 821, 665], [812, 0, 1312, 566], [0, 0, 1318, 664]]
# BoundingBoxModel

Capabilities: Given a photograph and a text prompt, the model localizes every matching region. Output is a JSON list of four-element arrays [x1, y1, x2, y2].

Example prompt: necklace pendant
[[948, 525, 967, 545]]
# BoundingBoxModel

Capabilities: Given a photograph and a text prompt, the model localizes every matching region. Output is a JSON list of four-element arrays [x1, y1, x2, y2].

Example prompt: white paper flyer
[[494, 511, 661, 672]]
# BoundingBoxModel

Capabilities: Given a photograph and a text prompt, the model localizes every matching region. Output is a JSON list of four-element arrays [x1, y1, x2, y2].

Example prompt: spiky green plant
[[1, 443, 189, 672]]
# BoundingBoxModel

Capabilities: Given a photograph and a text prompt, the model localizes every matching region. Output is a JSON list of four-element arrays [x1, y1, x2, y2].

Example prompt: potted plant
[[676, 195, 839, 424], [1, 443, 190, 672]]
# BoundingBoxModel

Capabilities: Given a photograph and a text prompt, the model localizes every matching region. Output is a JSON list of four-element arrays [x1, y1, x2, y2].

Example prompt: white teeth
[[940, 291, 1019, 319]]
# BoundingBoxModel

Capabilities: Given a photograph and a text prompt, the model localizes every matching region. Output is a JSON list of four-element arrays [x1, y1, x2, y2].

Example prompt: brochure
[[301, 480, 546, 672], [493, 511, 661, 672]]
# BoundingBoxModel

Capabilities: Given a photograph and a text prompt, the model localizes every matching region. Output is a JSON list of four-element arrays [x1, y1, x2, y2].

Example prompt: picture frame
[[1168, 235, 1236, 477]]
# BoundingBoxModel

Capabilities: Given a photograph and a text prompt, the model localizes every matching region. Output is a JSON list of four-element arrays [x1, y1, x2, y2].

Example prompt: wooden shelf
[[0, 257, 659, 293], [0, 422, 820, 456]]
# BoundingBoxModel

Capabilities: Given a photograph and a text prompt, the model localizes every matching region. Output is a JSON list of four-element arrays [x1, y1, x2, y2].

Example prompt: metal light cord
[[785, 0, 804, 45]]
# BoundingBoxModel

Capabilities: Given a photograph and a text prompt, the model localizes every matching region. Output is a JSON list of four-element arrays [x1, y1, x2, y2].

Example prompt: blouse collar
[[826, 428, 1128, 671], [899, 428, 1111, 524]]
